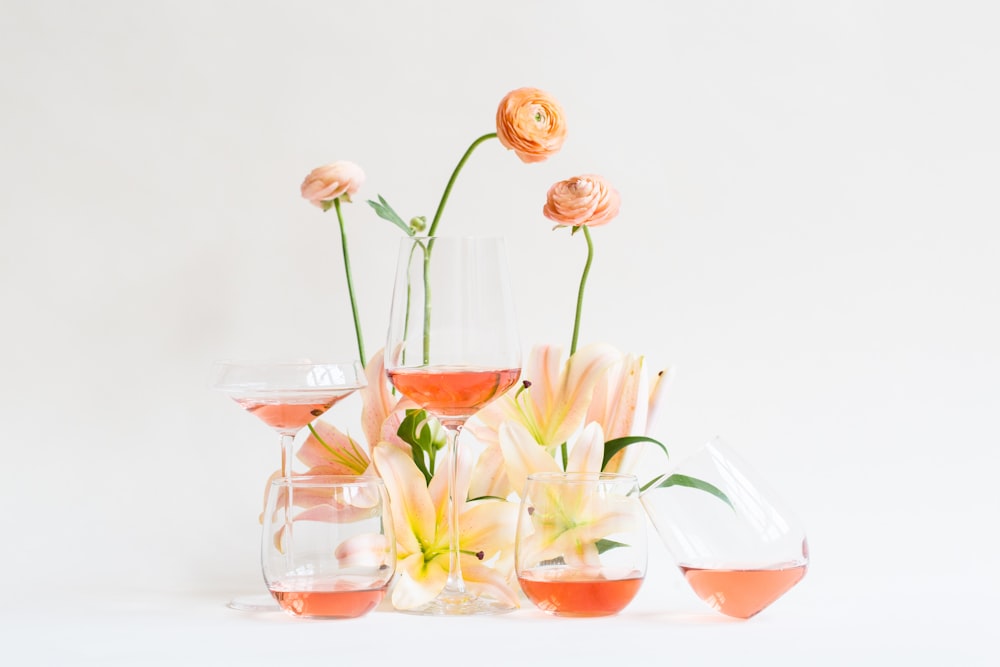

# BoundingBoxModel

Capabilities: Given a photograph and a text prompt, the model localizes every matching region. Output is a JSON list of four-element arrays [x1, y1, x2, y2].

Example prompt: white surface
[[1, 1, 997, 663]]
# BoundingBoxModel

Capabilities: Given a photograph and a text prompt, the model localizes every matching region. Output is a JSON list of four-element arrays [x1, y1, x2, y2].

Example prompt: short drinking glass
[[261, 476, 395, 619], [515, 472, 647, 617], [640, 438, 808, 619]]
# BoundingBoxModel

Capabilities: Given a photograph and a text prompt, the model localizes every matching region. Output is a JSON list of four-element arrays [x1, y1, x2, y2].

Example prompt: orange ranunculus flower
[[300, 161, 366, 206], [542, 174, 621, 227], [495, 87, 567, 163]]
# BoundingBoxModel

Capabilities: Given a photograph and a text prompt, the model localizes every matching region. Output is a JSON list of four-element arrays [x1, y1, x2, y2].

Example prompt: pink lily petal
[[566, 422, 606, 474], [547, 342, 622, 446], [361, 349, 396, 449], [474, 343, 620, 450], [590, 354, 649, 473], [459, 556, 521, 608], [459, 497, 518, 561], [297, 421, 370, 474], [498, 421, 561, 497], [645, 367, 672, 441], [392, 553, 448, 610], [373, 443, 436, 556], [468, 441, 512, 500], [334, 533, 392, 569]]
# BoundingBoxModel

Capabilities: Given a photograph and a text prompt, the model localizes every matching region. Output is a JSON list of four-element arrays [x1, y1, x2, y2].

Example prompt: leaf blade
[[650, 473, 734, 509], [601, 435, 669, 471]]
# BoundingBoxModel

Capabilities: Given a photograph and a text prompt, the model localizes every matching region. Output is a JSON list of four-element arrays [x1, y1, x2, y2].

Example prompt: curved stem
[[334, 198, 367, 368], [570, 226, 595, 356], [427, 132, 497, 237], [419, 133, 496, 366]]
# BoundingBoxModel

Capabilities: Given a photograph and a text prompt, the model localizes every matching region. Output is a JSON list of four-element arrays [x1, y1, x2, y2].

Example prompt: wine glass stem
[[443, 422, 466, 596]]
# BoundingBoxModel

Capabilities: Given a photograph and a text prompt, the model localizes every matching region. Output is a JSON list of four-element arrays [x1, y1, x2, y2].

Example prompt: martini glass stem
[[280, 433, 295, 479], [279, 431, 296, 572]]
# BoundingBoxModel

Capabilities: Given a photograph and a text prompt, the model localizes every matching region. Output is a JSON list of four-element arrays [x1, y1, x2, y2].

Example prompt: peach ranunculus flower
[[300, 161, 366, 207], [495, 87, 567, 164], [543, 174, 621, 227]]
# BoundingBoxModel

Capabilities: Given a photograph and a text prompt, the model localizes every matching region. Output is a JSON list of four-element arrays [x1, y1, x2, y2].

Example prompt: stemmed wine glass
[[385, 236, 521, 615], [213, 360, 367, 610]]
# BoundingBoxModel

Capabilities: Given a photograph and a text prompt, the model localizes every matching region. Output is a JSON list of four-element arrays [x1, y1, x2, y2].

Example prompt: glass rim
[[269, 474, 384, 489], [396, 234, 508, 245], [213, 360, 365, 370], [525, 471, 638, 483]]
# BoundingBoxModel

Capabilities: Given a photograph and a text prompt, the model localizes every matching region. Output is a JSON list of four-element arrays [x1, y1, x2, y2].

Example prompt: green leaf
[[466, 495, 508, 503], [367, 195, 414, 235], [595, 538, 629, 554], [409, 445, 432, 486], [396, 409, 448, 484], [397, 409, 446, 453], [602, 436, 669, 471], [648, 473, 734, 509]]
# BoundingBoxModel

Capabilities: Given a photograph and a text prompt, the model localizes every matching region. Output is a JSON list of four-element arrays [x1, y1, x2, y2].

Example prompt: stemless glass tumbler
[[261, 476, 395, 619], [515, 472, 647, 617], [640, 438, 808, 619]]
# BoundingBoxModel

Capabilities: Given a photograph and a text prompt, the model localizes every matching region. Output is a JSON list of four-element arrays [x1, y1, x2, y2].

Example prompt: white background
[[1, 1, 997, 663]]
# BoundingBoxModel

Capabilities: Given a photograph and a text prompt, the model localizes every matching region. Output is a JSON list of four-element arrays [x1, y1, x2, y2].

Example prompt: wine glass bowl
[[262, 475, 395, 619], [515, 472, 647, 617], [640, 438, 808, 619], [384, 236, 521, 615]]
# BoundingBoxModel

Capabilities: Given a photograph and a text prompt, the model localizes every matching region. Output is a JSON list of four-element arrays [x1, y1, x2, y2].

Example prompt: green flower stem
[[427, 132, 497, 237], [333, 197, 367, 368], [570, 225, 595, 356], [421, 132, 497, 364]]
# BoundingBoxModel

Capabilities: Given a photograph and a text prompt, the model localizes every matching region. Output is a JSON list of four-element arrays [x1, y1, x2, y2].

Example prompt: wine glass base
[[398, 591, 517, 617], [226, 593, 280, 612]]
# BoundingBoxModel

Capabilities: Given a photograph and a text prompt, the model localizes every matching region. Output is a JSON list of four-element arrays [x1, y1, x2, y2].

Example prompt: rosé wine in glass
[[386, 366, 520, 422], [517, 568, 644, 617], [679, 564, 808, 619]]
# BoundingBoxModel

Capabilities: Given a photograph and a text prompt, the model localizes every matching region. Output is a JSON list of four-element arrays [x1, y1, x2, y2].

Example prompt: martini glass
[[385, 236, 521, 615], [213, 360, 366, 610]]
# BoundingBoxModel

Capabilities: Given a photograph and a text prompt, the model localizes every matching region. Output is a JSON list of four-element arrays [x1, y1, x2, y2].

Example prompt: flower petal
[[335, 533, 392, 570], [361, 348, 400, 449], [542, 343, 621, 446], [391, 553, 448, 610], [566, 422, 605, 474], [373, 443, 436, 556], [468, 441, 513, 500], [297, 421, 370, 474], [498, 421, 560, 498], [645, 367, 672, 441], [459, 557, 521, 608], [589, 354, 649, 473], [459, 498, 518, 560]]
